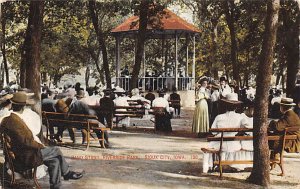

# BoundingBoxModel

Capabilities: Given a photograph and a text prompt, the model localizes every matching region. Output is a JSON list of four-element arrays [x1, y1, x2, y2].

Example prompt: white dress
[[203, 111, 252, 172], [192, 87, 210, 133]]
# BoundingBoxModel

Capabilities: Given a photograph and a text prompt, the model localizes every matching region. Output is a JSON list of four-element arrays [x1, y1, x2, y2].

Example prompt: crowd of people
[[196, 76, 300, 173], [0, 77, 299, 185], [41, 82, 179, 136], [0, 89, 83, 189]]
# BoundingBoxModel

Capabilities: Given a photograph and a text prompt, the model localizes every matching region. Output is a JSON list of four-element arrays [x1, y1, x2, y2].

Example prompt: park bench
[[42, 111, 110, 150], [168, 99, 180, 106], [1, 132, 41, 188], [201, 127, 298, 177], [114, 105, 146, 127]]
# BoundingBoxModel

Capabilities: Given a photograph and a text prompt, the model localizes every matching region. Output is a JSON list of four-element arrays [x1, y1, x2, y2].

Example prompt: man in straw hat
[[0, 91, 83, 189], [269, 97, 300, 155]]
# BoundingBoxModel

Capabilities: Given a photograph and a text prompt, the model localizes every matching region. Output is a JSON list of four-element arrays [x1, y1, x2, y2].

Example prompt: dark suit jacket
[[1, 113, 44, 171], [170, 93, 181, 107], [270, 110, 300, 152], [99, 96, 114, 113]]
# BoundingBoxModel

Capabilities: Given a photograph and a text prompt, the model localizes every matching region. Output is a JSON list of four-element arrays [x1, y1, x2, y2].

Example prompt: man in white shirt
[[113, 88, 130, 128], [0, 93, 13, 123]]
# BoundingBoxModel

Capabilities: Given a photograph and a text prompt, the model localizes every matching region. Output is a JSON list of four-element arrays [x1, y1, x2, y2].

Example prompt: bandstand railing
[[116, 76, 194, 91]]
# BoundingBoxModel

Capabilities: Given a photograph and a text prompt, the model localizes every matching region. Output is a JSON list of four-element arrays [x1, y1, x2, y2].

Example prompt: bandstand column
[[186, 34, 189, 77], [192, 35, 196, 90], [115, 36, 121, 86], [143, 43, 146, 91], [175, 32, 178, 89]]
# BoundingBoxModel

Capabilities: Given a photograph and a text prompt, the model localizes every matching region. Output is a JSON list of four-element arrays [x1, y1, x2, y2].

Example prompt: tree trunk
[[85, 65, 90, 88], [130, 0, 150, 90], [283, 0, 299, 97], [224, 0, 239, 85], [21, 1, 44, 101], [247, 0, 280, 187], [88, 0, 111, 88], [0, 62, 3, 88], [88, 47, 104, 84], [210, 19, 219, 79], [1, 4, 9, 85]]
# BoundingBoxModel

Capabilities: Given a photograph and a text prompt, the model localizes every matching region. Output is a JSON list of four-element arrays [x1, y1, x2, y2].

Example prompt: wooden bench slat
[[210, 128, 253, 132], [213, 160, 253, 165], [207, 135, 297, 141], [43, 111, 109, 150], [204, 127, 299, 178]]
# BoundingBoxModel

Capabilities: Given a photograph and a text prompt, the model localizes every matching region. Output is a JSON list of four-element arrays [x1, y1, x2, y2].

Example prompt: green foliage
[[1, 0, 298, 89]]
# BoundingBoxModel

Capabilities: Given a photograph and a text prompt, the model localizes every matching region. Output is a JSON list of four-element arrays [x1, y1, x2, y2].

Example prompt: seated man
[[1, 92, 82, 189], [99, 89, 114, 128], [152, 90, 172, 132], [169, 87, 181, 117], [145, 88, 155, 106], [113, 88, 130, 129], [131, 88, 151, 109], [269, 97, 300, 157], [52, 99, 76, 143], [69, 90, 109, 147]]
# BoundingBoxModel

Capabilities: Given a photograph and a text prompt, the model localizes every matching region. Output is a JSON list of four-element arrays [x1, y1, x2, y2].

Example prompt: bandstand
[[111, 9, 200, 107]]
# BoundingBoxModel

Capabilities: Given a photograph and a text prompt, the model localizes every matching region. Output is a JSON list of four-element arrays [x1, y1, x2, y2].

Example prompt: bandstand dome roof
[[111, 8, 200, 38]]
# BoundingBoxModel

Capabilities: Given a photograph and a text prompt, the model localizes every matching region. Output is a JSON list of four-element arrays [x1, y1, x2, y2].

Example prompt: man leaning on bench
[[202, 94, 300, 176]]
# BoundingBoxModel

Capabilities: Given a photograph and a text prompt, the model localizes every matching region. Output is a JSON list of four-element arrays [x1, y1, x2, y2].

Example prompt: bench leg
[[219, 164, 223, 178], [86, 129, 90, 151], [279, 161, 284, 176], [101, 130, 105, 148], [33, 167, 41, 189]]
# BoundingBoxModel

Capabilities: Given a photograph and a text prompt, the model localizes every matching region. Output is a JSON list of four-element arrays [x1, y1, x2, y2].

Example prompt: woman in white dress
[[202, 93, 251, 173], [192, 77, 210, 137]]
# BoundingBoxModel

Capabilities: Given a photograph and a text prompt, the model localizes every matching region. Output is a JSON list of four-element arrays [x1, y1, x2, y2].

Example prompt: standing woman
[[192, 77, 210, 137]]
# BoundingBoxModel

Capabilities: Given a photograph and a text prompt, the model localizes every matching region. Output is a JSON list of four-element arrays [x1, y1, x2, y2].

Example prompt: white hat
[[115, 86, 125, 93], [221, 93, 242, 104]]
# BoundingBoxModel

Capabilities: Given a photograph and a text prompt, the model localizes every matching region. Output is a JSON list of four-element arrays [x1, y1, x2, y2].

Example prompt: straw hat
[[11, 92, 35, 105], [114, 86, 125, 93], [279, 97, 296, 106], [221, 93, 242, 104], [0, 92, 13, 101]]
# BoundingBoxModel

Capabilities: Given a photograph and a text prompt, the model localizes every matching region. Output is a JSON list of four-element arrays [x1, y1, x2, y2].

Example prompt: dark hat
[[11, 92, 35, 105], [220, 76, 227, 82], [76, 90, 85, 98], [103, 88, 112, 96], [199, 76, 208, 84], [211, 83, 220, 90]]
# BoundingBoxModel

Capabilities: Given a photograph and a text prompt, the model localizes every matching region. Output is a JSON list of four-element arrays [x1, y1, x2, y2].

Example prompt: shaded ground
[[1, 108, 300, 189]]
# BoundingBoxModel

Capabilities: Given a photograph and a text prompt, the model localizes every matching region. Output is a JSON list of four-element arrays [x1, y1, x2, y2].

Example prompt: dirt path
[[1, 109, 300, 189]]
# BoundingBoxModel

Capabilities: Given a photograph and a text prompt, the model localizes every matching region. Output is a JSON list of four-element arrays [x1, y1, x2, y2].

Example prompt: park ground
[[1, 109, 300, 189]]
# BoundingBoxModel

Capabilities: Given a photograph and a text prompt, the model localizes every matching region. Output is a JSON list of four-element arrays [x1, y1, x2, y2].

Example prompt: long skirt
[[192, 99, 209, 133]]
